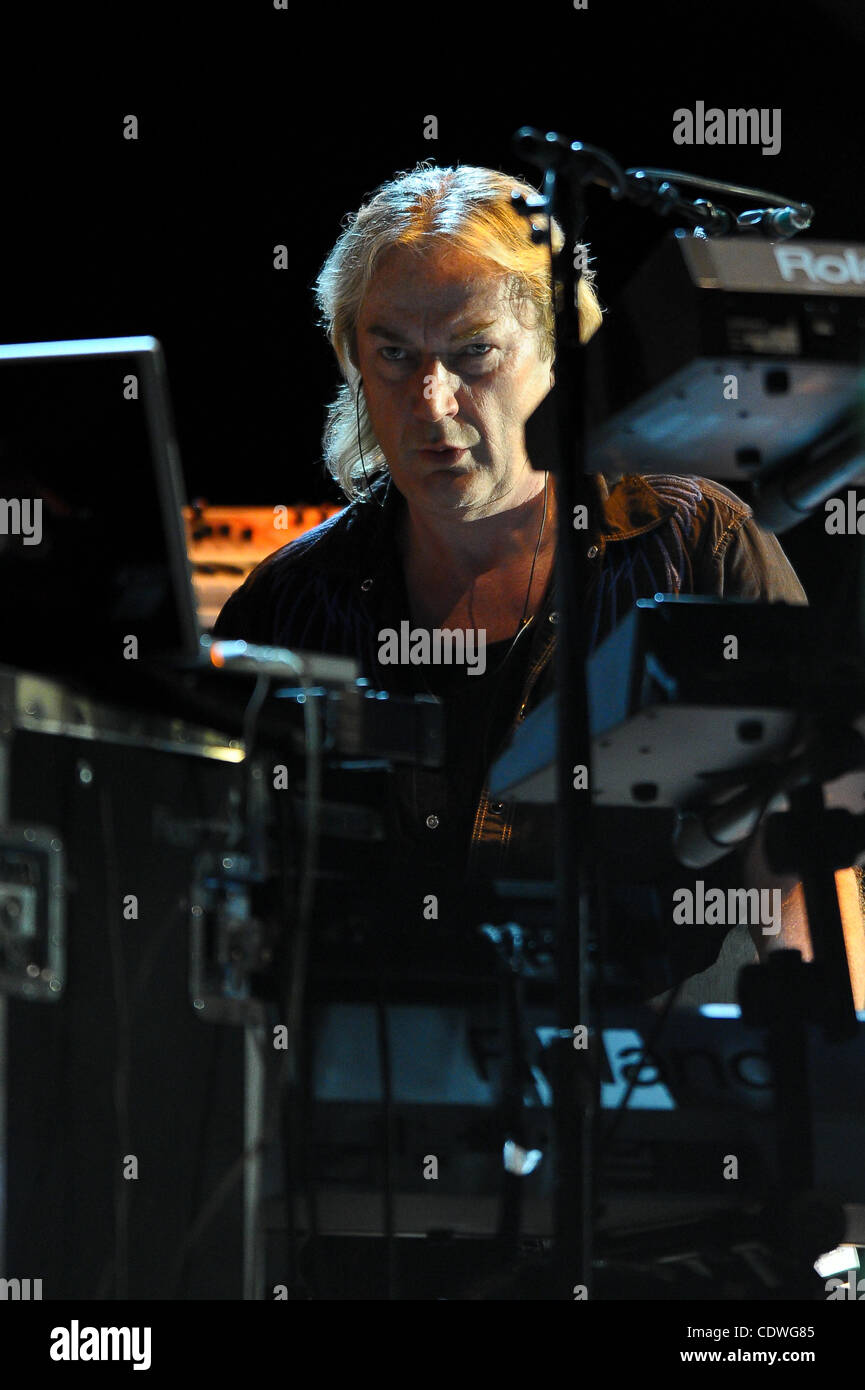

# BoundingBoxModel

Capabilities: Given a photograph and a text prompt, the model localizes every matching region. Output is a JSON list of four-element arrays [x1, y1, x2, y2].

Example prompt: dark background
[[2, 0, 864, 605]]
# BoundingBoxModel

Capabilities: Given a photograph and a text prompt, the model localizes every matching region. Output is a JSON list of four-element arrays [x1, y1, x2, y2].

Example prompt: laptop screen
[[0, 336, 201, 690]]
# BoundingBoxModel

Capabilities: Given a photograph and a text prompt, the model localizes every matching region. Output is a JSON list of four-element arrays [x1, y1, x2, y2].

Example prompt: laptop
[[0, 336, 360, 701], [0, 336, 202, 689]]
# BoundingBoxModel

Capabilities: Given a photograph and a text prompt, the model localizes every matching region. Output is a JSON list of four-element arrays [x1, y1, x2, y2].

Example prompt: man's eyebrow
[[365, 320, 499, 345]]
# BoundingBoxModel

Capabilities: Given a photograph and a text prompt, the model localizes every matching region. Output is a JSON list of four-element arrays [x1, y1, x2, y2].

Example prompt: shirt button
[[425, 814, 440, 829], [360, 577, 374, 592], [549, 611, 559, 625], [587, 545, 599, 559]]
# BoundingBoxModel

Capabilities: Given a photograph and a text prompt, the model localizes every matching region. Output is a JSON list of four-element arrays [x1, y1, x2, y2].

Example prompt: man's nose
[[411, 361, 460, 420]]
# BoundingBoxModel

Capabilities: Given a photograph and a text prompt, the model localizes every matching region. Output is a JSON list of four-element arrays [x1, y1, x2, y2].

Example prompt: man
[[215, 162, 859, 998]]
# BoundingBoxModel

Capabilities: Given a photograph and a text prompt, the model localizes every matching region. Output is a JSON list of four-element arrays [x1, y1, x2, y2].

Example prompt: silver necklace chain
[[418, 470, 550, 694]]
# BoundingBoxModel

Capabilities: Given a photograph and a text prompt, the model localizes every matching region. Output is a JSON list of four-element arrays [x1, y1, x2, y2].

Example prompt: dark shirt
[[213, 471, 807, 992], [407, 630, 537, 863], [366, 547, 544, 888]]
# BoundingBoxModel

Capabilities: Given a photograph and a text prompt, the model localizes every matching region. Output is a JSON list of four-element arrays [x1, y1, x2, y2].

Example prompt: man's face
[[355, 242, 552, 517]]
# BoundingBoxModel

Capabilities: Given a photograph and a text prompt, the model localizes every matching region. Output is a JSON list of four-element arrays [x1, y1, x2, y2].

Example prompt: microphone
[[737, 205, 814, 239], [206, 638, 357, 686], [673, 775, 791, 870], [751, 409, 865, 535], [673, 728, 865, 870]]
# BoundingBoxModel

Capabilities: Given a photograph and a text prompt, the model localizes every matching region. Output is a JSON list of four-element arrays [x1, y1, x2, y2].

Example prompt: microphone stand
[[512, 131, 605, 1301], [509, 128, 819, 1297]]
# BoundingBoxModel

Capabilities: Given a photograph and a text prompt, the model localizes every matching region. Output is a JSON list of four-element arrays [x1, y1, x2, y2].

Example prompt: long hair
[[314, 161, 605, 502]]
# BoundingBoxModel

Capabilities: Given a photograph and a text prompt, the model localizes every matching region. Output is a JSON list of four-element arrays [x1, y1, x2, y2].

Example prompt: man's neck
[[399, 474, 556, 582]]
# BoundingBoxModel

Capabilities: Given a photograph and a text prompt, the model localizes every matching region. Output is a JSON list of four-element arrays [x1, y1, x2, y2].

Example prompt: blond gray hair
[[314, 161, 604, 501]]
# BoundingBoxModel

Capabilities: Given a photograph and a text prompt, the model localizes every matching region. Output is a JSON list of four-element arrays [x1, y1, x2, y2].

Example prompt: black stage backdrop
[[1, 0, 865, 1338], [1, 3, 864, 600], [1, 2, 862, 525], [0, 12, 862, 661]]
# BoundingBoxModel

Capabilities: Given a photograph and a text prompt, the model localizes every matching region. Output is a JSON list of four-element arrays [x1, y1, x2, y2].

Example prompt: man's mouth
[[418, 444, 469, 461]]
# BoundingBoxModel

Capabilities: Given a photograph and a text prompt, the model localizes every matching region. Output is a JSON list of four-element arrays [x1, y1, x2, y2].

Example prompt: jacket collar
[[594, 473, 678, 542], [331, 469, 677, 578]]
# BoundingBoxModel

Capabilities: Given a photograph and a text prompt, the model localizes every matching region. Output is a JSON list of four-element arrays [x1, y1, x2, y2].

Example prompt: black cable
[[273, 732, 322, 1297], [167, 1023, 226, 1298], [94, 755, 231, 1299], [165, 1037, 272, 1298], [674, 712, 809, 871], [274, 783, 307, 1298], [593, 974, 690, 1181], [161, 664, 323, 1298], [516, 129, 812, 230], [293, 787, 326, 1298], [15, 764, 86, 1295], [495, 942, 528, 1253], [374, 979, 398, 1299], [241, 673, 272, 872], [94, 783, 131, 1301], [598, 712, 808, 1165], [158, 757, 249, 1299], [626, 166, 812, 217], [236, 662, 306, 1298], [277, 1011, 305, 1297], [274, 687, 323, 1297]]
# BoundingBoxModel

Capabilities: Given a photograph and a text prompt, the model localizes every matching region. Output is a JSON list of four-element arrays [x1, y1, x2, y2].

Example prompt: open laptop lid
[[0, 336, 203, 689]]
